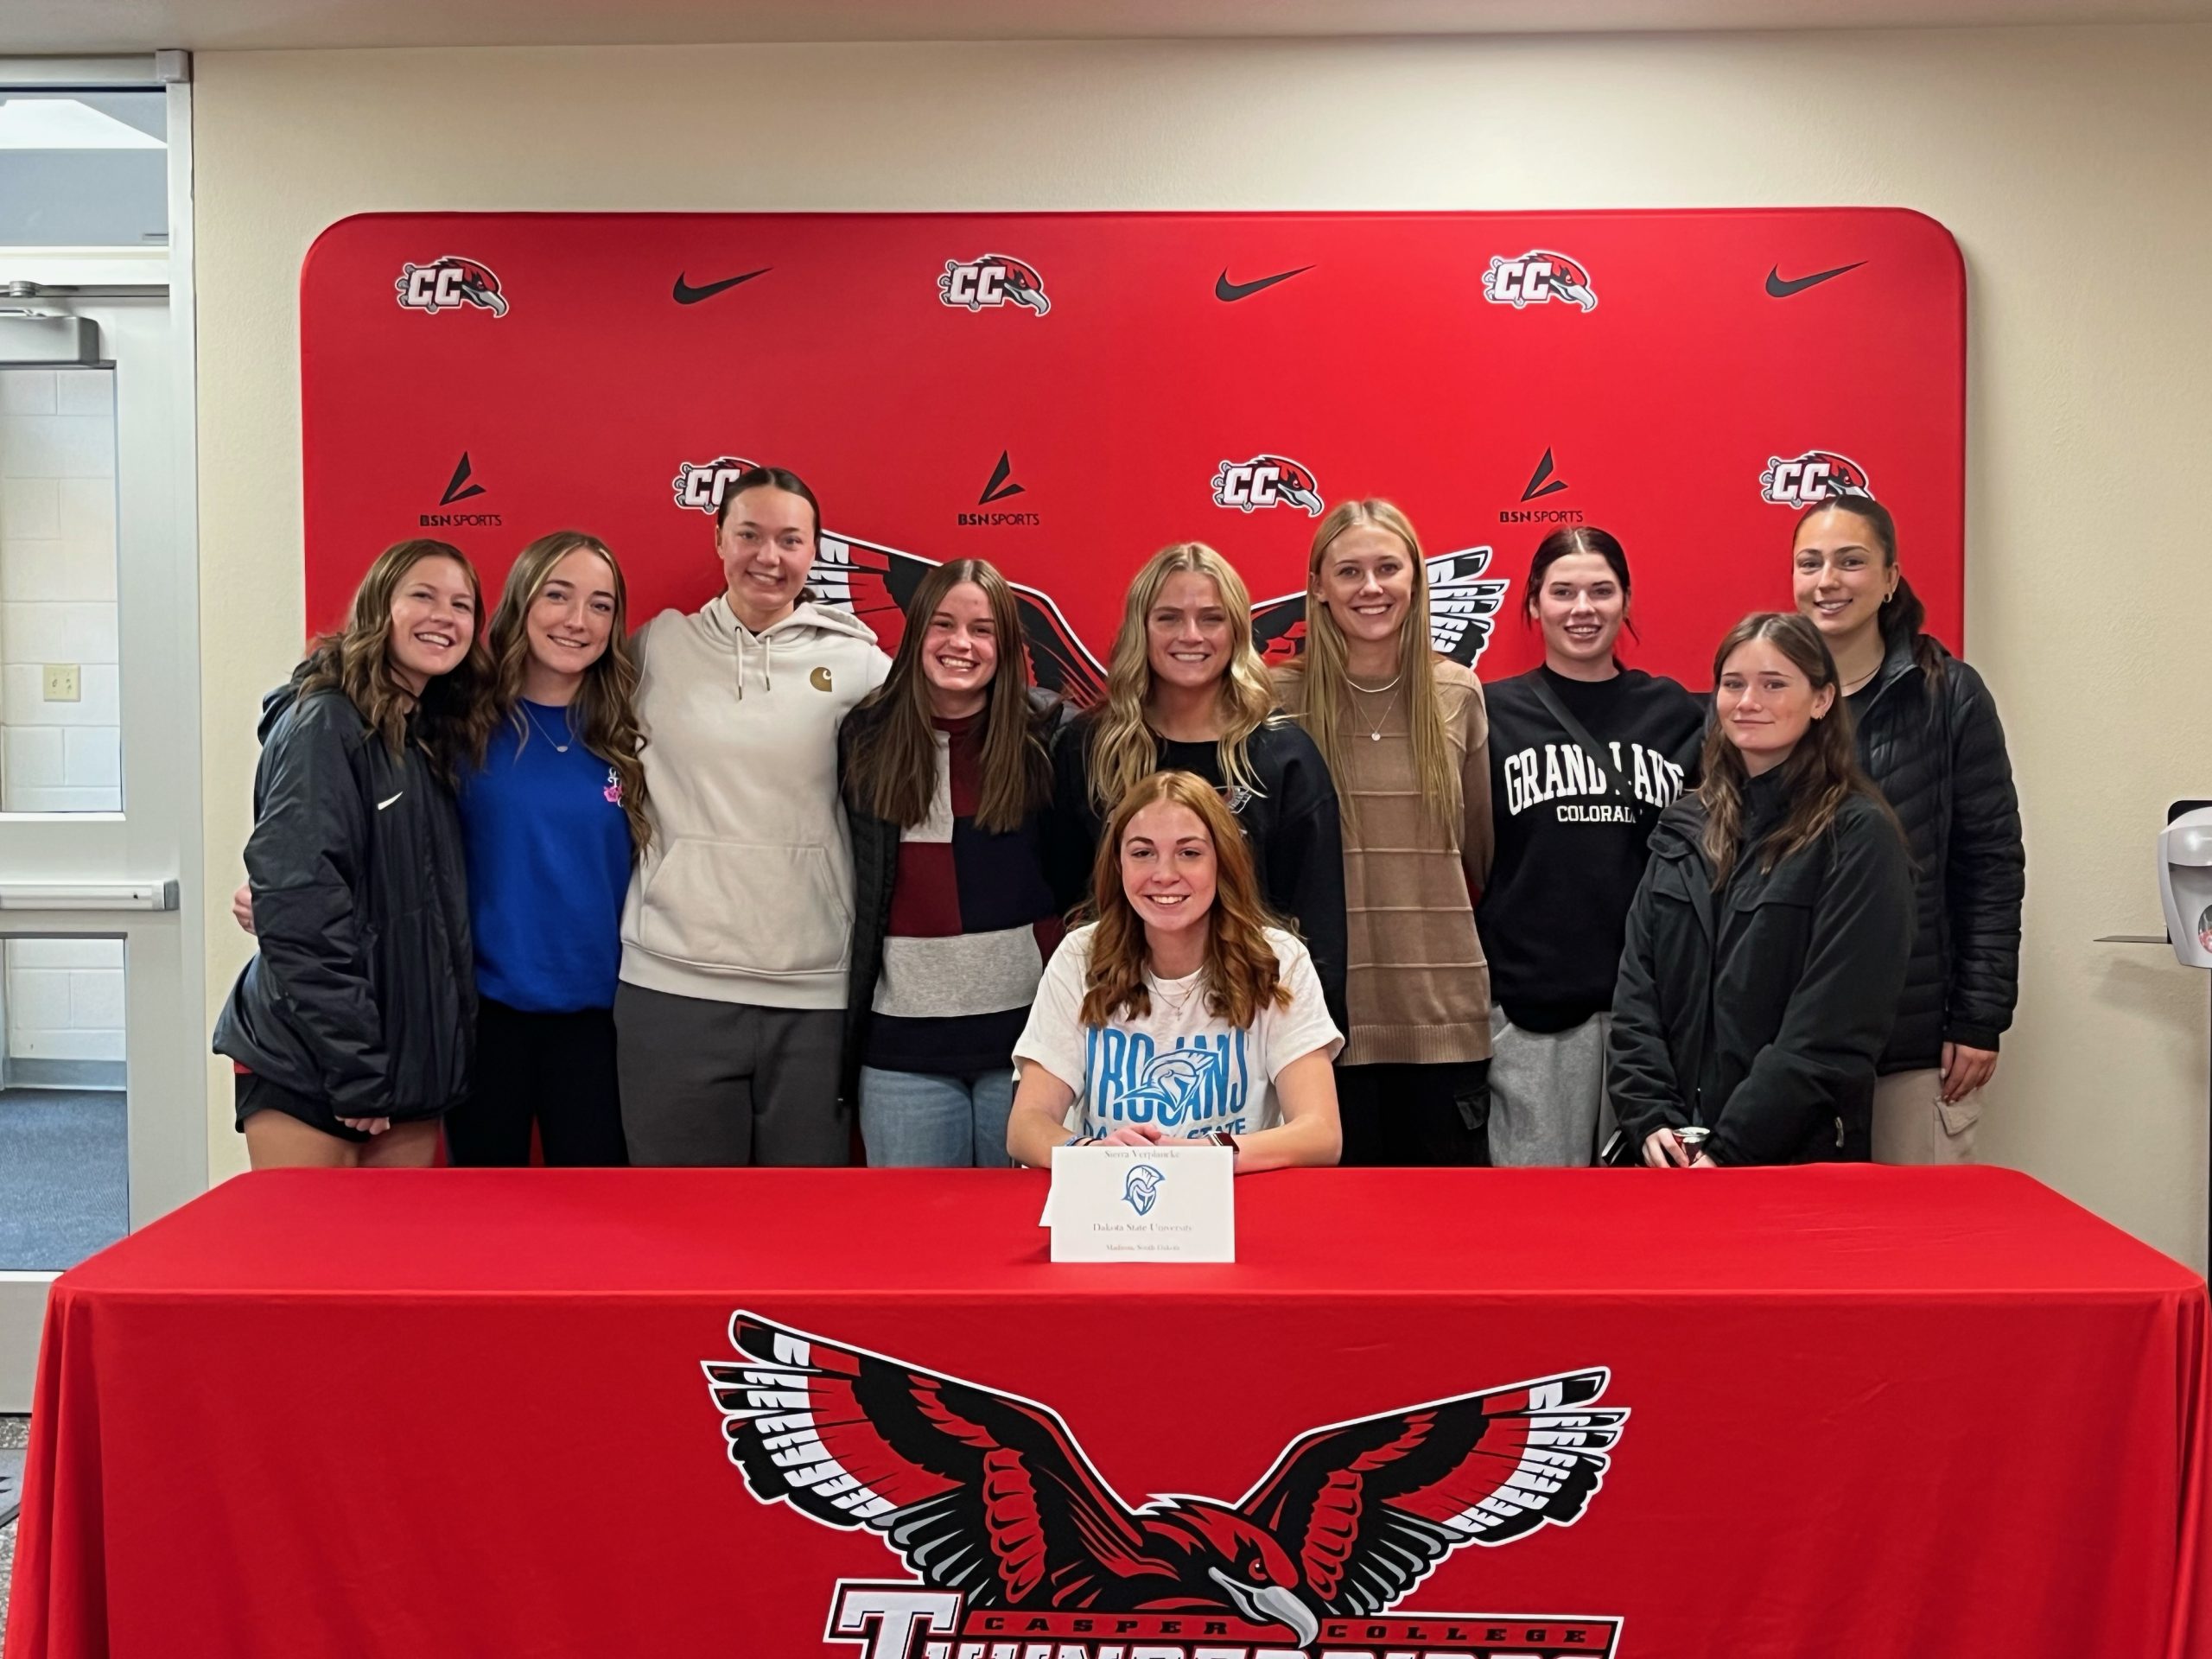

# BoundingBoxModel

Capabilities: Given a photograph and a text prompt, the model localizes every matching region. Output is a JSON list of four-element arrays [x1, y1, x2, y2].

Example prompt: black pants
[[1336, 1059, 1491, 1167], [442, 996, 628, 1167], [612, 982, 849, 1166]]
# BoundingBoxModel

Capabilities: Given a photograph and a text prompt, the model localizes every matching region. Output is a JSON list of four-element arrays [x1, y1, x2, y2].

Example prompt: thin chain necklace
[[1147, 965, 1205, 1020], [1841, 661, 1881, 696], [522, 701, 575, 754], [1345, 675, 1404, 742]]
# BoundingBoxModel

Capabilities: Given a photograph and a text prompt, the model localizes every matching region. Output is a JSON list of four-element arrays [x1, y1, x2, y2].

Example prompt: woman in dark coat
[[1609, 612, 1912, 1167], [1791, 497, 2024, 1162], [213, 538, 494, 1168]]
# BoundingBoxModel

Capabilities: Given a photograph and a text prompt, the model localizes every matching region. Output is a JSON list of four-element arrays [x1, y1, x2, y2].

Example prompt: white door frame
[[0, 54, 202, 1411]]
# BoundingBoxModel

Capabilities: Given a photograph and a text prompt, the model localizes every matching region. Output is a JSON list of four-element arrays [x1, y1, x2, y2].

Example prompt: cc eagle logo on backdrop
[[1759, 449, 1876, 507], [394, 255, 509, 317], [938, 253, 1052, 316], [1481, 250, 1599, 313], [702, 1313, 1627, 1658]]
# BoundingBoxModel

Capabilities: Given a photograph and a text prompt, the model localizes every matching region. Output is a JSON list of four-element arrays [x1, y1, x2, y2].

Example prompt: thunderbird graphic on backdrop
[[702, 1313, 1627, 1659], [671, 454, 1510, 709]]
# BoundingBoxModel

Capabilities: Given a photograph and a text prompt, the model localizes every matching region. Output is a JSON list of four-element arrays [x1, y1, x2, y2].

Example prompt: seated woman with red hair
[[1007, 770, 1343, 1173]]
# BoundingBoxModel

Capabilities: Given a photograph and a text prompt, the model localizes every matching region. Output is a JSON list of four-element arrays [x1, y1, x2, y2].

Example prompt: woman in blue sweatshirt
[[443, 531, 650, 1165]]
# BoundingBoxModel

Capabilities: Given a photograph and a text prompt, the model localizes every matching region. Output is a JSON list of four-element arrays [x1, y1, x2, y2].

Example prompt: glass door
[[0, 61, 202, 1410]]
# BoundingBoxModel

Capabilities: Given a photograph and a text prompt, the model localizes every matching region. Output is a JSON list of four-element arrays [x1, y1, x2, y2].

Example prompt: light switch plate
[[42, 664, 80, 702]]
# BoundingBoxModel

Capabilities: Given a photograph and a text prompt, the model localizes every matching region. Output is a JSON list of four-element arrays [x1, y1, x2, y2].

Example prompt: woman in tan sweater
[[1271, 499, 1494, 1166]]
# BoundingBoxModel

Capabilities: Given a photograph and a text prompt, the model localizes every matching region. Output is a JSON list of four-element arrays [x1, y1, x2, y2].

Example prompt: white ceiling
[[4, 0, 2208, 54]]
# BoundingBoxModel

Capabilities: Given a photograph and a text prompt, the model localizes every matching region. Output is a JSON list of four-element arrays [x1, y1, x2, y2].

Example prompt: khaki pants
[[1871, 1067, 1982, 1165]]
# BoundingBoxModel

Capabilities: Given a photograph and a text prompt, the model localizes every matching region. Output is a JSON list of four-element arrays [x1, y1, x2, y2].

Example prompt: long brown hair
[[1695, 612, 1894, 887], [486, 531, 652, 856], [1287, 499, 1462, 837], [1086, 543, 1279, 817], [296, 538, 496, 780], [842, 558, 1051, 834], [1079, 771, 1294, 1029]]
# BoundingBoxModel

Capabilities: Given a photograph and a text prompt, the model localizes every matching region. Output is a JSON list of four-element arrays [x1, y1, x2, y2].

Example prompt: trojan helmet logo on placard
[[1482, 251, 1598, 313], [671, 455, 762, 514], [394, 256, 509, 317], [1758, 450, 1875, 507], [703, 1313, 1626, 1659], [938, 253, 1052, 315], [1211, 454, 1325, 517]]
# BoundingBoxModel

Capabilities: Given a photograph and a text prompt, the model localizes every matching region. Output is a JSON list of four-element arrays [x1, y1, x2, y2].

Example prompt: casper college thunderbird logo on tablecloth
[[702, 1313, 1628, 1658]]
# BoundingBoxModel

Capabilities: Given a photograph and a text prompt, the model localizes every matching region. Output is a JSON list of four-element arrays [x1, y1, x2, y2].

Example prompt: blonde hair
[[1079, 771, 1293, 1030], [1286, 499, 1463, 838], [1084, 543, 1279, 817]]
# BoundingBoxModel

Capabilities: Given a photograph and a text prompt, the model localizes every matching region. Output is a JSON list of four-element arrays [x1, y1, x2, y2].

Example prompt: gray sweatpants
[[613, 982, 849, 1166], [1485, 1006, 1612, 1167]]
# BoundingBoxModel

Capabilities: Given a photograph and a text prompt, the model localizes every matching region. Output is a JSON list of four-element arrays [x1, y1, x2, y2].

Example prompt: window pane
[[0, 90, 166, 247], [0, 933, 126, 1271], [0, 366, 119, 814]]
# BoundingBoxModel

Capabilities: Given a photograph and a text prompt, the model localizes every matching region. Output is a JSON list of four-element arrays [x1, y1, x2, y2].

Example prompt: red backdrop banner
[[299, 209, 1963, 697]]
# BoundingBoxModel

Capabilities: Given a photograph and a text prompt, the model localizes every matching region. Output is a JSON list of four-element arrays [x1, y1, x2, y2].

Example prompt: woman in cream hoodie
[[617, 466, 890, 1164]]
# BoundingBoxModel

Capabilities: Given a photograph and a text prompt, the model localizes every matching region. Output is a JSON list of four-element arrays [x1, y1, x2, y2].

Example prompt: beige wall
[[194, 25, 2212, 1264]]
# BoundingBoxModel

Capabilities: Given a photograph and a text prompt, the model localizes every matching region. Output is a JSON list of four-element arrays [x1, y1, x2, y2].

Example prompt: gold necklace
[[1345, 677, 1403, 742]]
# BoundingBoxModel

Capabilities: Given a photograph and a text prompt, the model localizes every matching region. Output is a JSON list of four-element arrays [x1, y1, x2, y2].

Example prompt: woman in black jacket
[[213, 539, 494, 1168], [1792, 498, 2024, 1163], [840, 558, 1066, 1166], [1610, 613, 1913, 1167], [1047, 542, 1348, 1033]]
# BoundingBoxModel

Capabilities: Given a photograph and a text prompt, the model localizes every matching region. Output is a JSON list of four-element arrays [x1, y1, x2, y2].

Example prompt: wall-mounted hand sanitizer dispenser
[[2158, 807, 2212, 967]]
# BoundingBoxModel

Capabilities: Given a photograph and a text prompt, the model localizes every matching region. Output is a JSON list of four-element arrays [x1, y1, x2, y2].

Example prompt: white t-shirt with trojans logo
[[1014, 924, 1342, 1139]]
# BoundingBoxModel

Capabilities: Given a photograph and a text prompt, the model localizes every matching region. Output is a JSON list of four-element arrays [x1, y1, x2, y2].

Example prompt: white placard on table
[[1046, 1142, 1235, 1263]]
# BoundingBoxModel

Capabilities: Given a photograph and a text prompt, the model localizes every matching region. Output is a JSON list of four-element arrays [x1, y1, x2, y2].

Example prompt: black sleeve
[[1940, 666, 2025, 1052], [1045, 718, 1103, 916], [1268, 733, 1349, 1037], [1605, 859, 1688, 1148], [1710, 809, 1914, 1166], [242, 702, 388, 1117], [836, 728, 893, 1109]]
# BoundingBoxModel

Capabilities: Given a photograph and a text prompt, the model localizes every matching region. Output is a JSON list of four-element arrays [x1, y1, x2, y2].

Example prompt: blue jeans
[[859, 1066, 1015, 1168]]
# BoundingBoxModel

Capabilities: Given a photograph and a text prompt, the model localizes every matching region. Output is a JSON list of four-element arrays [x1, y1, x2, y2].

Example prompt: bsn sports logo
[[703, 1312, 1627, 1659], [395, 256, 508, 317], [938, 254, 1051, 316], [1759, 449, 1875, 507], [671, 454, 761, 514], [1482, 251, 1598, 313], [1212, 454, 1325, 517]]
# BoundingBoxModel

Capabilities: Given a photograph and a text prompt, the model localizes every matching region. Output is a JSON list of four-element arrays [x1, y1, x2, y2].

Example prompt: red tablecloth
[[5, 1166, 2208, 1659]]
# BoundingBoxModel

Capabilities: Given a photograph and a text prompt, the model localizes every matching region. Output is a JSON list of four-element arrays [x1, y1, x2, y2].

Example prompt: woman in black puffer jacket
[[1609, 613, 1913, 1167], [214, 539, 494, 1168], [1791, 497, 2025, 1164]]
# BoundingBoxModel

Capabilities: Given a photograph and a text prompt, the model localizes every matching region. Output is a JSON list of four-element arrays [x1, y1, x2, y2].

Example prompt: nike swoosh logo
[[1765, 260, 1864, 298], [377, 792, 404, 810], [672, 268, 771, 305], [1215, 265, 1312, 302]]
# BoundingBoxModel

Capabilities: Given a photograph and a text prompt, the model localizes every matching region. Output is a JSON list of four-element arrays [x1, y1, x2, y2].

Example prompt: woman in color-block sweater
[[1270, 499, 1493, 1167], [839, 558, 1068, 1166]]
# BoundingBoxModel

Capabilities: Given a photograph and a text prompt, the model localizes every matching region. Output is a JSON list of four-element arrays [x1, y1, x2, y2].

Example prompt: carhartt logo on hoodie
[[810, 665, 833, 692]]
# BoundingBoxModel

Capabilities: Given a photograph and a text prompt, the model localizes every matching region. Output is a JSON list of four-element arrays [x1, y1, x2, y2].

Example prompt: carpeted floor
[[1, 1414, 25, 1646], [0, 1088, 127, 1271]]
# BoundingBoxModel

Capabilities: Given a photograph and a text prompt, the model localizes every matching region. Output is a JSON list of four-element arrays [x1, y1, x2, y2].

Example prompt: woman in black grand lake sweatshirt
[[1478, 529, 1703, 1166], [1609, 613, 1911, 1168]]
